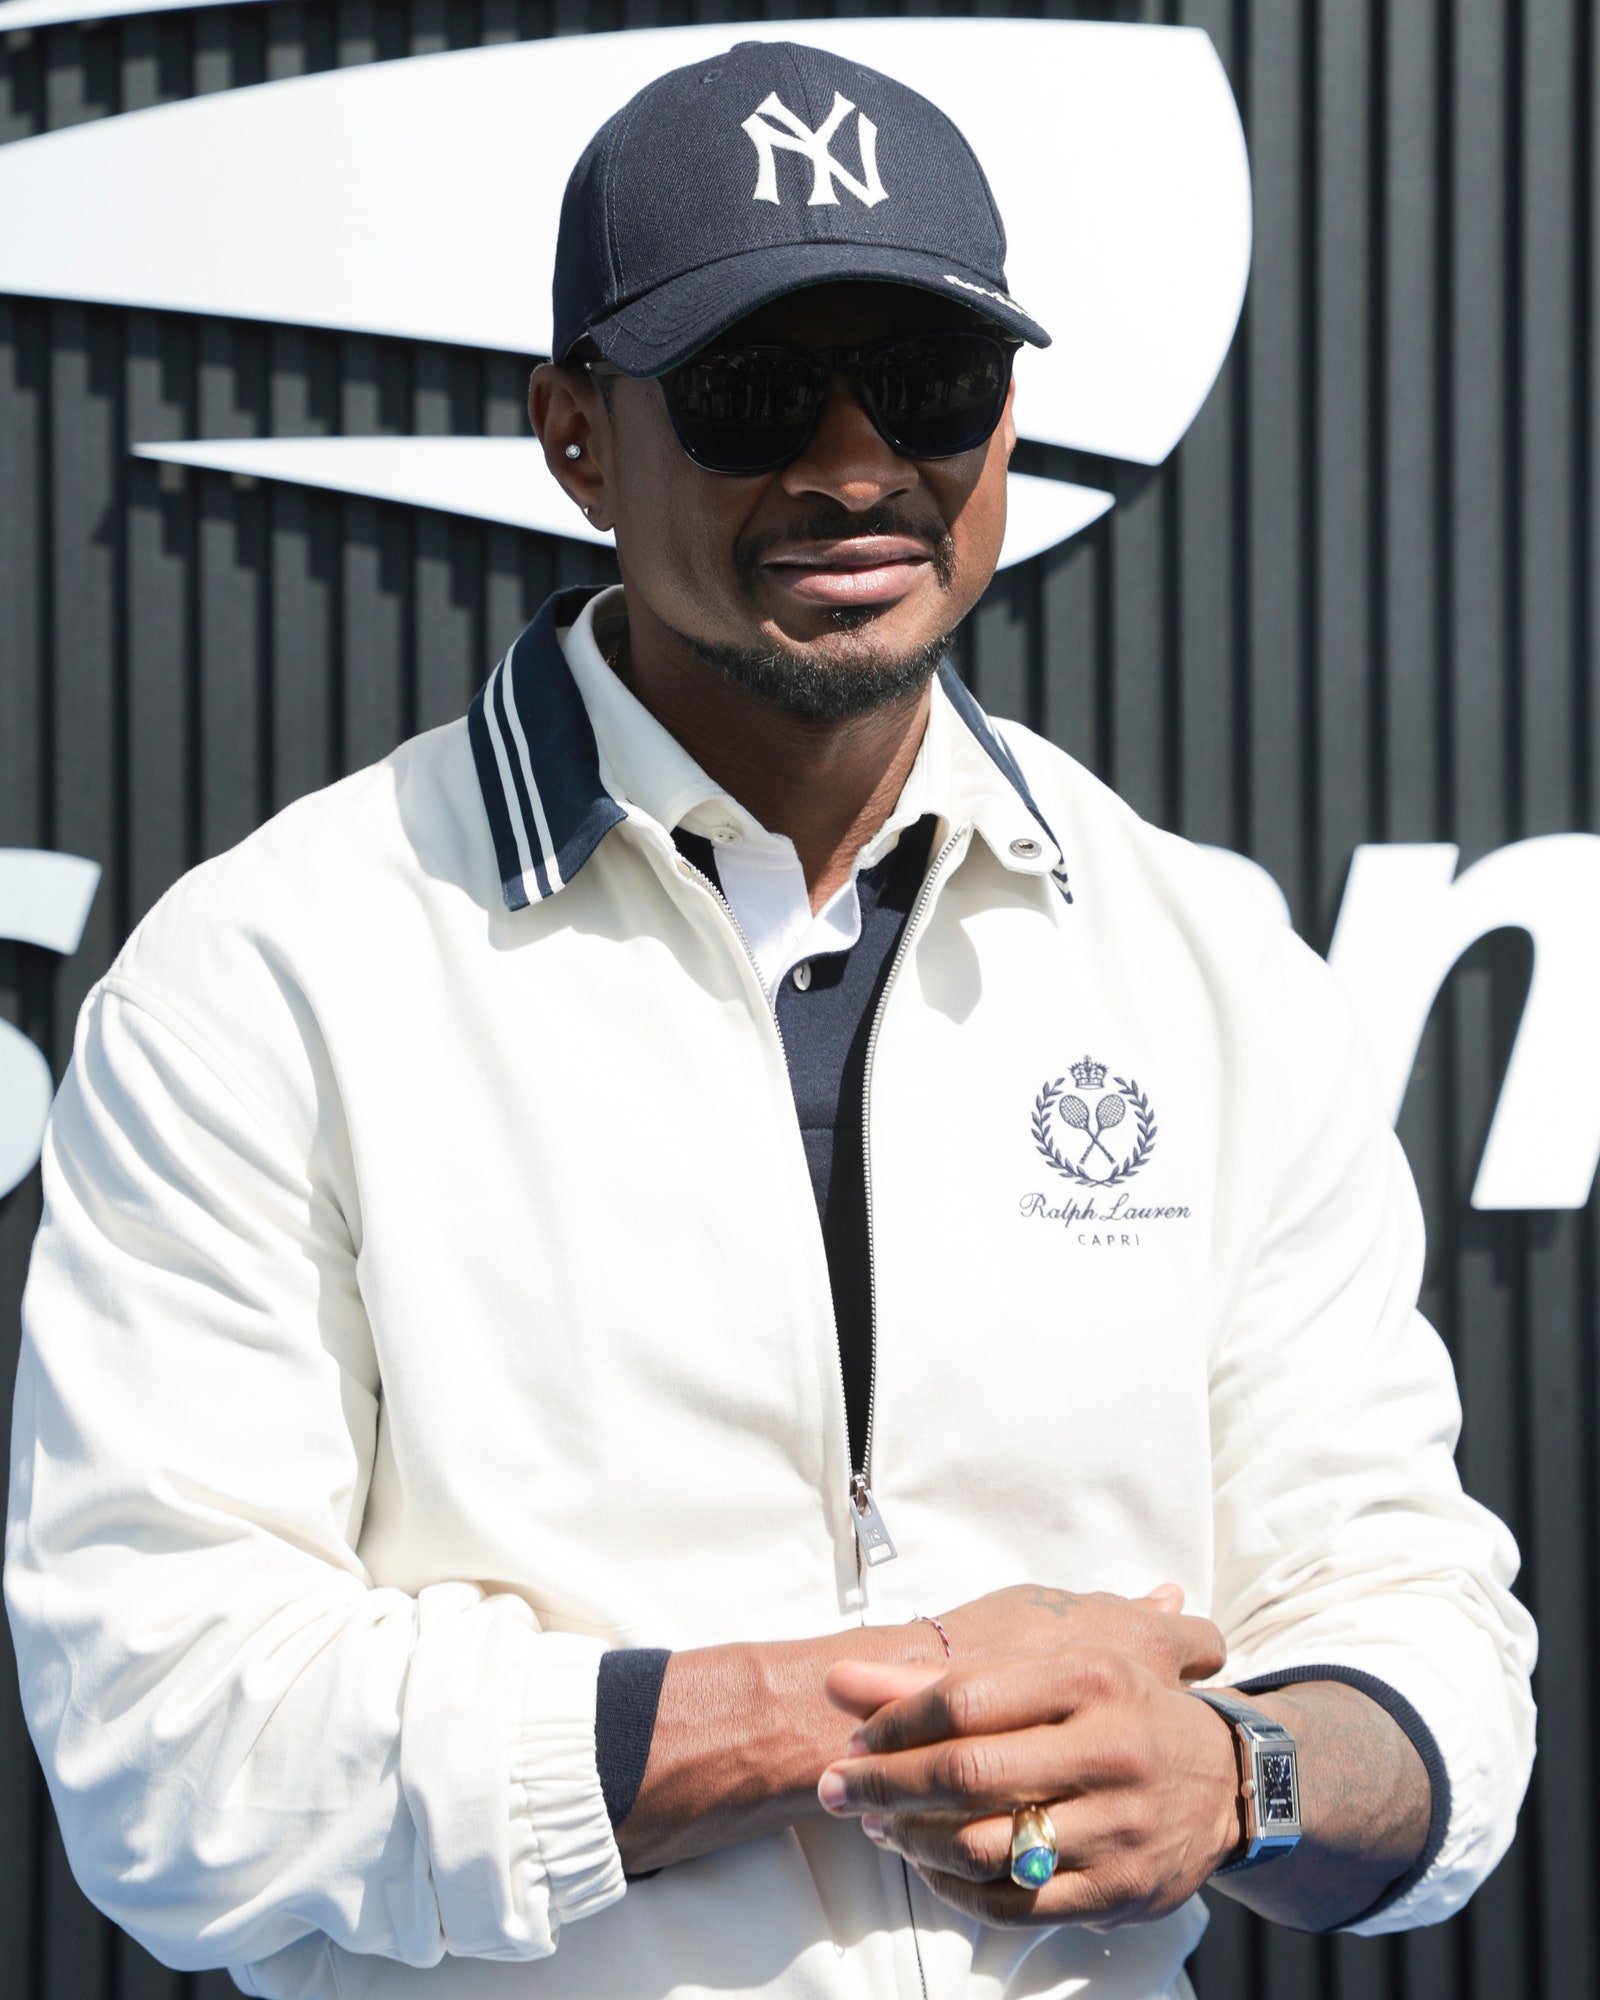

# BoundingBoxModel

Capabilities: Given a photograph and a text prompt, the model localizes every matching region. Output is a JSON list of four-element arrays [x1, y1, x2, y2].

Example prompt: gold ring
[[1009, 1802, 1058, 1887]]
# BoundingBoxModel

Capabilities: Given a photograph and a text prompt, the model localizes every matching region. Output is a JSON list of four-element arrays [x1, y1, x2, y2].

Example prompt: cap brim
[[582, 242, 1051, 374]]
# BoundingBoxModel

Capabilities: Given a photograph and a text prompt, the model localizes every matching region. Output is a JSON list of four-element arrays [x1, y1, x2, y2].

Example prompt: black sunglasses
[[589, 329, 1019, 476]]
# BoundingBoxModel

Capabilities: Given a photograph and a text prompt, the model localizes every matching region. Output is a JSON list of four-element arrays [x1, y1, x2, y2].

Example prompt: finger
[[843, 1648, 1130, 1759], [910, 1860, 1120, 1932], [875, 1799, 1116, 1883], [1172, 1615, 1226, 1682], [824, 1657, 946, 1720], [820, 1710, 1128, 1818], [1137, 1582, 1185, 1615], [868, 1810, 1014, 1882]]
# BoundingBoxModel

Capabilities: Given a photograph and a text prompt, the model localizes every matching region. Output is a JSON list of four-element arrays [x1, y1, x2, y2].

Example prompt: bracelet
[[913, 1613, 953, 1658]]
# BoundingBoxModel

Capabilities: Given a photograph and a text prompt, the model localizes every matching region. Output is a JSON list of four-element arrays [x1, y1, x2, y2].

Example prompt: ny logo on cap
[[742, 90, 888, 208]]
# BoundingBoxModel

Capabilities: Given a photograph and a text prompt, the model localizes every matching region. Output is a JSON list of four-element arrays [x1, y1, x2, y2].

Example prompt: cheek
[[936, 441, 1009, 583], [609, 423, 751, 630]]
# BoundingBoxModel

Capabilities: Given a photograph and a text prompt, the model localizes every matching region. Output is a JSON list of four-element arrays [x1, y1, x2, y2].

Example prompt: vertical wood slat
[[1242, 0, 1308, 924], [1378, 13, 1461, 1974], [3, 8, 1598, 2000], [1517, 9, 1597, 1999], [1381, 0, 1442, 846], [195, 321, 269, 860], [412, 349, 481, 730], [1311, 0, 1372, 943], [124, 311, 197, 927], [47, 304, 121, 1039], [0, 276, 49, 2000], [1443, 17, 1541, 2000], [1105, 474, 1168, 824], [1170, 0, 1238, 877], [269, 327, 340, 812]]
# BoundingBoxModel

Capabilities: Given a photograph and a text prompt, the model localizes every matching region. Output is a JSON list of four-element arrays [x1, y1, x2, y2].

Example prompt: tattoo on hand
[[1022, 1587, 1082, 1618]]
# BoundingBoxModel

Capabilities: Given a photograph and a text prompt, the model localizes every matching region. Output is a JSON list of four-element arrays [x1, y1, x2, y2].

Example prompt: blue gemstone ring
[[1009, 1803, 1059, 1888]]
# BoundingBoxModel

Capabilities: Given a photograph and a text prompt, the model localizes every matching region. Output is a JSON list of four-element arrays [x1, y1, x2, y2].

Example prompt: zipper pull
[[849, 1474, 898, 1566]]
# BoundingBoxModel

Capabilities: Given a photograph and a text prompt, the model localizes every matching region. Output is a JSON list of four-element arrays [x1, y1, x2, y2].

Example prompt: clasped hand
[[816, 1586, 1241, 1930]]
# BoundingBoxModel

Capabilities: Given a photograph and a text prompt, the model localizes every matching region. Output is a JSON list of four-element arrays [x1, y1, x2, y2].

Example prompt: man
[[6, 37, 1533, 2000]]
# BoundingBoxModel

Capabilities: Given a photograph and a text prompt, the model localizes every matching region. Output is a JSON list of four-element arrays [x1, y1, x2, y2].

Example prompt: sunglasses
[[588, 329, 1019, 476]]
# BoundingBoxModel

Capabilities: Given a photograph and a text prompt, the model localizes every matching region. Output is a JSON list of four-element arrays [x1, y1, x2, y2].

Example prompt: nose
[[777, 368, 916, 512]]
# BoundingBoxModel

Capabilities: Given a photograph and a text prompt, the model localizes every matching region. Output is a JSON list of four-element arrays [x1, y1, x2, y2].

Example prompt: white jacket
[[6, 585, 1536, 2000]]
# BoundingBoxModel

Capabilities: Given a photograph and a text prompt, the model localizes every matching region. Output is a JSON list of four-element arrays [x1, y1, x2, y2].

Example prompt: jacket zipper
[[675, 851, 776, 1012], [681, 834, 955, 2000], [850, 822, 968, 1573], [678, 824, 967, 1582]]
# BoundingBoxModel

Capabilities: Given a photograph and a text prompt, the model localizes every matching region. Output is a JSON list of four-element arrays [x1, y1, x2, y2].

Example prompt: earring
[[564, 443, 582, 460]]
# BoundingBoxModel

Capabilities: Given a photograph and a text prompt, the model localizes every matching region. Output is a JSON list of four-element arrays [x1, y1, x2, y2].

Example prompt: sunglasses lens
[[660, 332, 1015, 473], [664, 349, 821, 473], [864, 334, 1012, 458]]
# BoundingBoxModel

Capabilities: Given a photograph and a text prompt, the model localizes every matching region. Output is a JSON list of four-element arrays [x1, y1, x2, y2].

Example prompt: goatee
[[669, 505, 961, 722], [674, 616, 957, 723]]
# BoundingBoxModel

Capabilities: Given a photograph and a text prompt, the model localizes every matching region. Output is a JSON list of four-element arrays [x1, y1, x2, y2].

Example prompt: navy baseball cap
[[551, 39, 1051, 374]]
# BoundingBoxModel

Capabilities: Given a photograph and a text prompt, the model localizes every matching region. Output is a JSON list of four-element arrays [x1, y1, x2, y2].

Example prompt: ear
[[527, 360, 614, 531]]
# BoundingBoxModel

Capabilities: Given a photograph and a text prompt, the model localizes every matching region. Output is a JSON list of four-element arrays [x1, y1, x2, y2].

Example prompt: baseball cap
[[551, 39, 1051, 374]]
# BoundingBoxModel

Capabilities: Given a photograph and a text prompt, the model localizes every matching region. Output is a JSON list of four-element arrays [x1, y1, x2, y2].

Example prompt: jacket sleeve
[[1207, 926, 1537, 1933], [4, 975, 626, 1974]]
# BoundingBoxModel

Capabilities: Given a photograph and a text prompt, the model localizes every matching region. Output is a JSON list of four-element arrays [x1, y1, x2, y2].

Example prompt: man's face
[[582, 281, 1015, 713]]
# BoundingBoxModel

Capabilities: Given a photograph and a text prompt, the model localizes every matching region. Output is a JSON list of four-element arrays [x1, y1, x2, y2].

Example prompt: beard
[[666, 506, 962, 723], [675, 618, 957, 722]]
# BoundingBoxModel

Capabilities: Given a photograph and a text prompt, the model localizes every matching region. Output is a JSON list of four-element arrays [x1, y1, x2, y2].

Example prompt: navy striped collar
[[468, 585, 1071, 911]]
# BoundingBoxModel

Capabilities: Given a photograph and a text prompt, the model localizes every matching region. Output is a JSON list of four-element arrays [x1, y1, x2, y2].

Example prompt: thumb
[[823, 1656, 947, 1719], [1138, 1581, 1187, 1615]]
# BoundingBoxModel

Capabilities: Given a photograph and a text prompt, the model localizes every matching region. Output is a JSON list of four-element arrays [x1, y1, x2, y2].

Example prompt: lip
[[761, 536, 935, 608]]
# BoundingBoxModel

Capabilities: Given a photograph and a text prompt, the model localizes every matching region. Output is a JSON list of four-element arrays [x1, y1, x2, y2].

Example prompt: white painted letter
[[1327, 836, 1600, 1211], [0, 849, 100, 1199]]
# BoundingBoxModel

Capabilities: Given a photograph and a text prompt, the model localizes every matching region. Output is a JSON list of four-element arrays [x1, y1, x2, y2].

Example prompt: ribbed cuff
[[595, 1647, 671, 1832]]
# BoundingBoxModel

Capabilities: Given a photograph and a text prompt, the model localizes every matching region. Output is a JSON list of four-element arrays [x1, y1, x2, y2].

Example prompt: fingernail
[[846, 1730, 869, 1755], [861, 1814, 885, 1842], [818, 1770, 848, 1810]]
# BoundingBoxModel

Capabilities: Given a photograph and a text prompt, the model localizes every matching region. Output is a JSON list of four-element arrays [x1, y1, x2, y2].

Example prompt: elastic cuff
[[1235, 1663, 1450, 1924], [513, 1635, 628, 1930]]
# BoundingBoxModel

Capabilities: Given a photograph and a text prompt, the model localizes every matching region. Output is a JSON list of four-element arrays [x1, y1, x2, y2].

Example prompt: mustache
[[739, 505, 957, 589]]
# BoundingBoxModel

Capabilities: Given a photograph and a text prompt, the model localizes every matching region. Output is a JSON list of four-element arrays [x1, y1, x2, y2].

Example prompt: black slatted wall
[[1, 4, 1593, 1997]]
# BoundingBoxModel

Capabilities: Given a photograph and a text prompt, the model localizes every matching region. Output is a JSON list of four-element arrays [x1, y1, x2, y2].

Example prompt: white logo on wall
[[0, 851, 99, 1201], [744, 90, 887, 207], [1213, 838, 1600, 1213], [0, 17, 1252, 559], [0, 9, 1594, 1213]]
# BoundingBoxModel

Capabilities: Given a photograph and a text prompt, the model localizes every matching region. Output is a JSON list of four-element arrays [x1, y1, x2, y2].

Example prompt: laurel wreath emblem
[[1031, 1075, 1158, 1187]]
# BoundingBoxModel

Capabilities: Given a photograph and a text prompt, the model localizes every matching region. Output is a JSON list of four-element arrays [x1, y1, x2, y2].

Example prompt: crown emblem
[[1069, 1054, 1107, 1091]]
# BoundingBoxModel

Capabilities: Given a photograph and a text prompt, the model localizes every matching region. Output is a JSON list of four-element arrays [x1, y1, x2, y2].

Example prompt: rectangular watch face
[[1260, 1752, 1298, 1824]]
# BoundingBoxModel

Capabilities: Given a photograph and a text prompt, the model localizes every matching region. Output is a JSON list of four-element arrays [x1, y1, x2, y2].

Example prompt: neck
[[612, 590, 933, 914]]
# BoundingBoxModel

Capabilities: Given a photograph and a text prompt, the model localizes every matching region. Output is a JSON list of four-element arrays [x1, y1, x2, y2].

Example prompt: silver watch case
[[1191, 1689, 1304, 1869]]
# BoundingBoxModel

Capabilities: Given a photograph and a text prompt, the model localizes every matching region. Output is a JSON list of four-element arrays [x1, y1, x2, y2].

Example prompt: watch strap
[[1190, 1689, 1302, 1873]]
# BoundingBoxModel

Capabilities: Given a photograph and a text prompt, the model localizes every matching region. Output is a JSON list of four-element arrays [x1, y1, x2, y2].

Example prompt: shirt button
[[791, 961, 813, 991], [710, 824, 743, 845], [1009, 836, 1043, 859]]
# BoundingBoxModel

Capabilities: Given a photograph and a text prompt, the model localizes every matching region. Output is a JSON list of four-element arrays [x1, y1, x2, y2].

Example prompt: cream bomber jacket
[[6, 586, 1536, 2000]]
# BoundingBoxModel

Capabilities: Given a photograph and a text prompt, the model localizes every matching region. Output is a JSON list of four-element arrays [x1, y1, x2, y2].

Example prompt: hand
[[815, 1649, 1241, 1930], [934, 1581, 1226, 1686]]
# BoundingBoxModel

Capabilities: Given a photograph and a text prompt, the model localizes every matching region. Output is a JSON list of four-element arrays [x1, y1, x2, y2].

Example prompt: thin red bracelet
[[914, 1613, 953, 1658]]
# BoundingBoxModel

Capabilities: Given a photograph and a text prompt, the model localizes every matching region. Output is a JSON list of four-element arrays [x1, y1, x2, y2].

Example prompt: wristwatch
[[1189, 1689, 1303, 1872]]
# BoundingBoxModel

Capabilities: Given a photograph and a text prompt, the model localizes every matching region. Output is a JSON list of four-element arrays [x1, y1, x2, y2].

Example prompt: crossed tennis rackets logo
[[1031, 1057, 1159, 1189]]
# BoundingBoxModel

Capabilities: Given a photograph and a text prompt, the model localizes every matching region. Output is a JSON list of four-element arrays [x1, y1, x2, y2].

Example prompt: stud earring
[[564, 443, 582, 460]]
